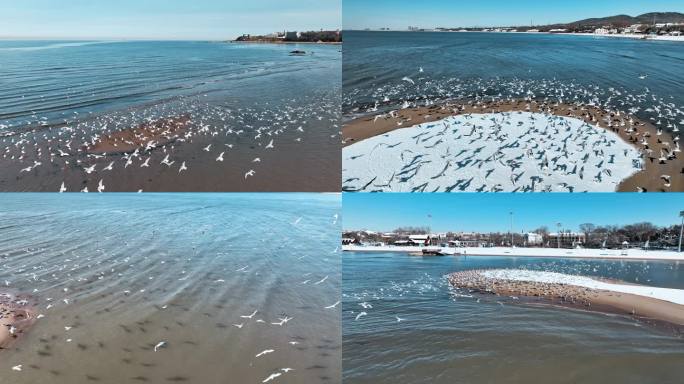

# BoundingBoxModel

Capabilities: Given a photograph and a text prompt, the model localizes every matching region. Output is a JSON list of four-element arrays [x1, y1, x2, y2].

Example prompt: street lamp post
[[556, 222, 562, 249], [679, 211, 684, 252], [509, 211, 514, 247]]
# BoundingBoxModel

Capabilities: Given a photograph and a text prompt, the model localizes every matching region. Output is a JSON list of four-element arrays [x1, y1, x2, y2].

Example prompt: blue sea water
[[0, 193, 341, 383], [343, 252, 684, 384], [343, 31, 684, 132], [0, 40, 340, 129]]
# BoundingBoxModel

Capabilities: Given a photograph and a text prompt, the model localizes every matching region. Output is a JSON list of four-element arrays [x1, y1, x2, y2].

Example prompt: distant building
[[594, 28, 610, 35], [448, 240, 490, 247], [408, 234, 431, 245], [526, 233, 544, 245], [548, 232, 585, 248], [548, 28, 568, 33]]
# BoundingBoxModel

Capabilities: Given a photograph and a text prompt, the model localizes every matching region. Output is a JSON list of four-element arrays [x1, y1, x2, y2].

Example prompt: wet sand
[[0, 106, 340, 192], [87, 115, 191, 154], [343, 99, 683, 192], [0, 292, 37, 349], [447, 270, 684, 330]]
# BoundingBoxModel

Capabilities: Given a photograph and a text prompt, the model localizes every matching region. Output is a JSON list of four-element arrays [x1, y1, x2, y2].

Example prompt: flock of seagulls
[[343, 70, 684, 192], [0, 90, 339, 191], [1, 200, 341, 383], [344, 110, 642, 192]]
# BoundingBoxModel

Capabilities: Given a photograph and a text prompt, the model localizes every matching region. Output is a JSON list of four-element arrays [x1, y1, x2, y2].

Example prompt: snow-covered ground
[[343, 112, 642, 192], [561, 32, 684, 42], [481, 269, 684, 305], [343, 245, 684, 261]]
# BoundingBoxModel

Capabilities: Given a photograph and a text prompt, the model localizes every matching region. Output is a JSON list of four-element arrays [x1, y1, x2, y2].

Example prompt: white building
[[594, 28, 610, 35], [548, 232, 586, 248], [526, 233, 544, 245]]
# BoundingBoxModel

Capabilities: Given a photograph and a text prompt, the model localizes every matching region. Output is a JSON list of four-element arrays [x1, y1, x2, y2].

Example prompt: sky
[[0, 0, 340, 40], [343, 194, 684, 233], [344, 0, 684, 30]]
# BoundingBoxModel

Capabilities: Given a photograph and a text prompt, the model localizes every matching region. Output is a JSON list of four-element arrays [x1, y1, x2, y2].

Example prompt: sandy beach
[[447, 269, 684, 329], [0, 292, 37, 349], [343, 99, 683, 192]]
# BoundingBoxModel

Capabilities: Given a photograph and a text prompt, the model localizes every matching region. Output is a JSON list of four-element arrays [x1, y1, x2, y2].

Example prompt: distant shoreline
[[230, 40, 341, 45], [348, 29, 684, 42], [343, 245, 684, 261]]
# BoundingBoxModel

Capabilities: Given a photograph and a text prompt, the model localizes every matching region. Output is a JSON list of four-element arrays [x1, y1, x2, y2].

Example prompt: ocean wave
[[0, 40, 121, 52]]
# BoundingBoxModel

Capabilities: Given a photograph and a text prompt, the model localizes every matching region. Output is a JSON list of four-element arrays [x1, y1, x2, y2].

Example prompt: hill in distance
[[563, 12, 684, 27]]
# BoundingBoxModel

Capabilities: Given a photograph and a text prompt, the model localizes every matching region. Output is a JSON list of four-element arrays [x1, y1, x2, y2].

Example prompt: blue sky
[[343, 194, 684, 233], [0, 0, 340, 40], [344, 0, 684, 30]]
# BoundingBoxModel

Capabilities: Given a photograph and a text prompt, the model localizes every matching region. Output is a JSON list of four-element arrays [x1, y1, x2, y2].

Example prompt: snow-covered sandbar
[[448, 269, 684, 326], [343, 112, 643, 192]]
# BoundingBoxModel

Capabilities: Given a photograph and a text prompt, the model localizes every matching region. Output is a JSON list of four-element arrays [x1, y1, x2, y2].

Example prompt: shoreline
[[447, 269, 684, 329], [342, 99, 683, 192], [230, 40, 341, 45], [342, 245, 684, 261], [350, 30, 684, 42], [0, 292, 37, 349]]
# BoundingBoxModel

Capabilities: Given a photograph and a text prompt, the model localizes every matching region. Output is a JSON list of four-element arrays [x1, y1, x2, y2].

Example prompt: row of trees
[[527, 222, 679, 249], [346, 220, 682, 250]]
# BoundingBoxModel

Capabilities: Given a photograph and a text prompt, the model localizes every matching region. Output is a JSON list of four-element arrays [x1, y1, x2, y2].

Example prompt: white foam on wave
[[343, 112, 643, 192], [0, 41, 120, 52], [481, 269, 684, 305]]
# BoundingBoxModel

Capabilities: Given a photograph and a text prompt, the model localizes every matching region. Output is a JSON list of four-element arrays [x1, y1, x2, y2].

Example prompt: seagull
[[244, 170, 255, 179], [12, 365, 22, 371], [97, 179, 105, 193], [252, 157, 261, 162], [140, 157, 150, 167], [103, 161, 114, 171], [59, 182, 67, 193], [240, 310, 258, 319], [395, 316, 405, 322], [161, 154, 174, 166], [324, 301, 341, 309], [216, 152, 224, 162], [255, 349, 274, 358], [233, 323, 244, 329], [638, 74, 648, 80], [401, 76, 415, 85], [281, 368, 294, 373], [271, 316, 292, 326], [265, 139, 274, 149], [83, 164, 96, 174], [153, 341, 166, 352], [178, 161, 187, 173], [203, 144, 212, 152], [355, 312, 367, 321], [262, 373, 282, 383]]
